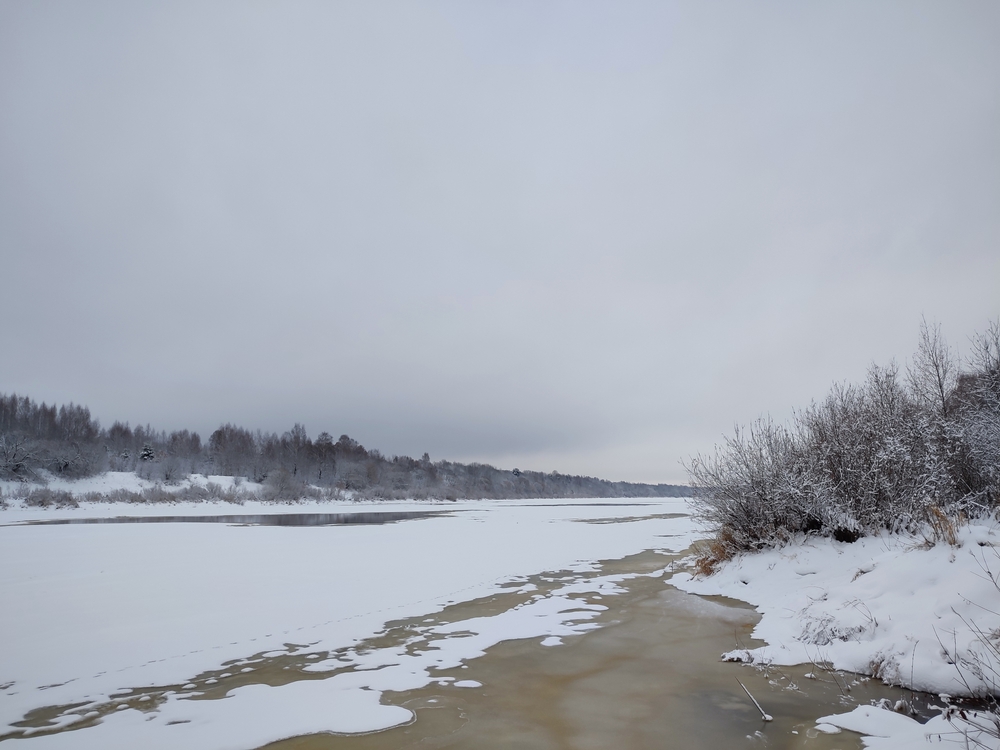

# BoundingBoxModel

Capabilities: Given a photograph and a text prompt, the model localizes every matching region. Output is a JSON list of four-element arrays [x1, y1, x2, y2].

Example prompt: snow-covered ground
[[0, 471, 254, 505], [675, 521, 1000, 749], [3, 472, 999, 749]]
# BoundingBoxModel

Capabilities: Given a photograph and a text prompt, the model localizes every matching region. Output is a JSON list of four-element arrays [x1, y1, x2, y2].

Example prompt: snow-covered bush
[[260, 469, 325, 502], [686, 417, 816, 554], [689, 321, 1000, 554], [22, 488, 79, 509]]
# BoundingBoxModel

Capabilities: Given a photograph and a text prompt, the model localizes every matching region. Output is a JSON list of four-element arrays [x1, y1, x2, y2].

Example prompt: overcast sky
[[1, 1, 998, 483]]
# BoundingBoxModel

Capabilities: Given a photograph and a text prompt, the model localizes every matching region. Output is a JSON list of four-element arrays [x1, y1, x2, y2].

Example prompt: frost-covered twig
[[735, 678, 773, 721]]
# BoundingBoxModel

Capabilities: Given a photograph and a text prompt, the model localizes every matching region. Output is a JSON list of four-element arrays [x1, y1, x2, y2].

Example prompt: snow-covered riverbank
[[675, 520, 1000, 748]]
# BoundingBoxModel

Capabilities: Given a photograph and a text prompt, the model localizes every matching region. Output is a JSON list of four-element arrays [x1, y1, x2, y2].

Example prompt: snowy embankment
[[674, 521, 1000, 749], [0, 470, 456, 520], [0, 473, 698, 750]]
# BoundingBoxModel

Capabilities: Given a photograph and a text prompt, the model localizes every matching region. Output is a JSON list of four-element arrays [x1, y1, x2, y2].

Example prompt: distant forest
[[0, 394, 690, 500]]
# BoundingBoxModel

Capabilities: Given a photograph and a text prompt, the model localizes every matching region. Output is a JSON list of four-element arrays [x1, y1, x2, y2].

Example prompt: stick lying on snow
[[736, 678, 773, 722]]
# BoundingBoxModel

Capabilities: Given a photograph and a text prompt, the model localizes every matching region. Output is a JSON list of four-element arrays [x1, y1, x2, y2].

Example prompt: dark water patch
[[14, 511, 445, 527], [509, 502, 658, 508], [572, 512, 689, 524]]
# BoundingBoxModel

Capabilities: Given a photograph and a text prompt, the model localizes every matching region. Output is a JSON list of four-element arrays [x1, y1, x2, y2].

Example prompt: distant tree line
[[0, 396, 691, 499], [689, 320, 1000, 562]]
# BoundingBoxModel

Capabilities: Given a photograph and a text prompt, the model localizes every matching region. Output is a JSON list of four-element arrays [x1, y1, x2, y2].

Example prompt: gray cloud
[[2, 1, 998, 482]]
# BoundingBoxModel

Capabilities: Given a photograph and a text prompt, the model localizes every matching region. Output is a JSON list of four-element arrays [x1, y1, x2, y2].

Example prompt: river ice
[[0, 489, 696, 748]]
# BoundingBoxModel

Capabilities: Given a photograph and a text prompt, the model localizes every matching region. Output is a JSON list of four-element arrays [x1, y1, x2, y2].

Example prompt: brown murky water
[[254, 551, 933, 750]]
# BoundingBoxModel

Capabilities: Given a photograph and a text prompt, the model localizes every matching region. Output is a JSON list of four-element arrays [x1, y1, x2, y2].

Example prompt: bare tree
[[0, 434, 39, 481], [282, 423, 309, 477], [908, 317, 958, 419]]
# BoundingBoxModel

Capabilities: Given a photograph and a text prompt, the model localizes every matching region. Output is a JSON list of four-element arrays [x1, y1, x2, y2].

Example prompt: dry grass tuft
[[693, 526, 737, 576], [927, 505, 961, 547]]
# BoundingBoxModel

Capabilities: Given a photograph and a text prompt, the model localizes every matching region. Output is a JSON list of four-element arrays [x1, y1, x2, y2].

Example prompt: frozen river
[[0, 497, 929, 749]]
